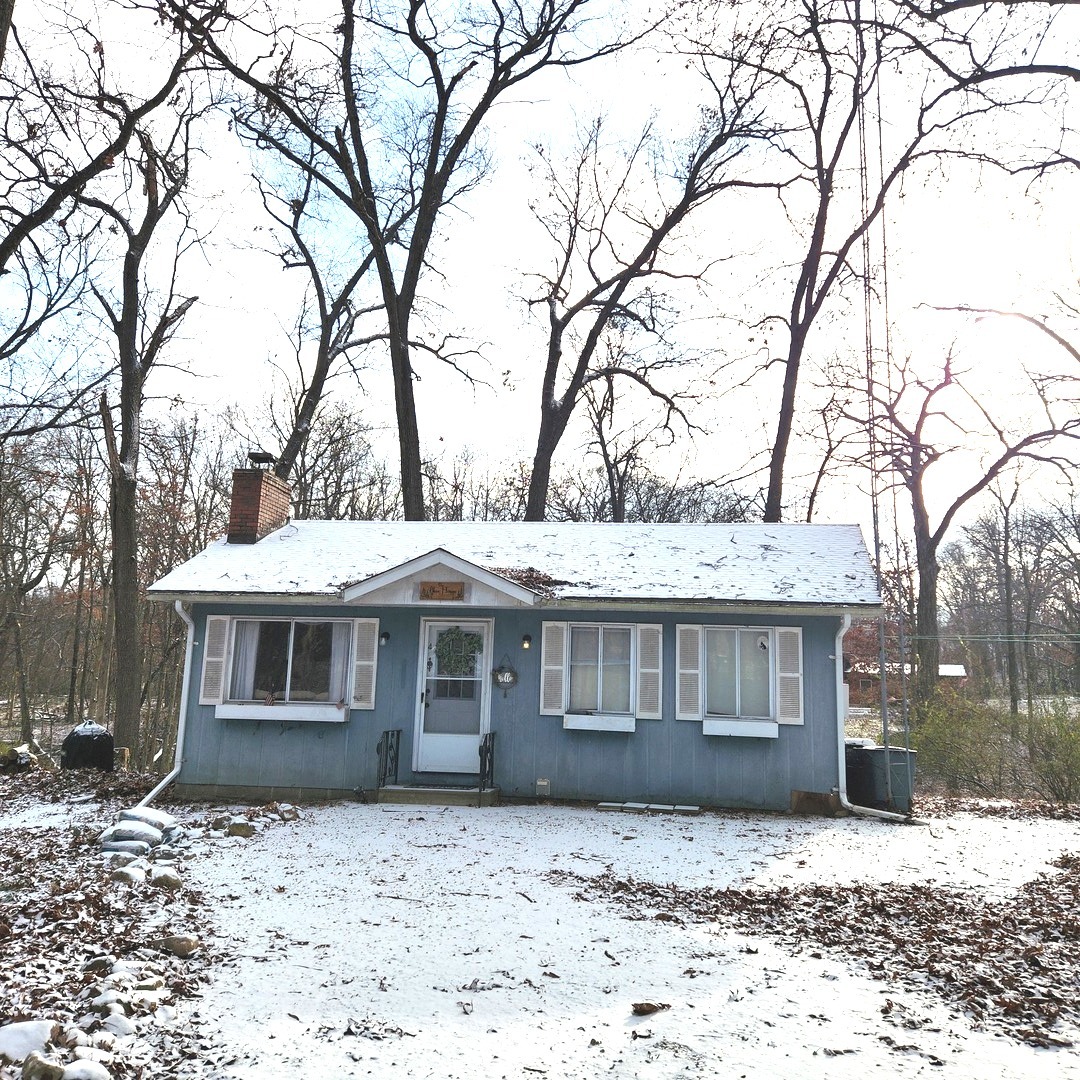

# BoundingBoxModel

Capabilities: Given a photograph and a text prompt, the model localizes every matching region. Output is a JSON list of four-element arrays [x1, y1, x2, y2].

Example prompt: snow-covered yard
[[3, 775, 1080, 1079]]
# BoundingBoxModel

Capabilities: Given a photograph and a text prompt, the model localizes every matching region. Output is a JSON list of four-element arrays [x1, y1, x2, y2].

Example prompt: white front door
[[415, 619, 491, 773]]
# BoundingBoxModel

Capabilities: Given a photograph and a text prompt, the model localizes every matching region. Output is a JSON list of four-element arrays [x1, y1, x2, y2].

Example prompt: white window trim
[[563, 714, 636, 733], [540, 622, 663, 731], [677, 623, 803, 737], [216, 702, 352, 722], [702, 718, 779, 739], [198, 615, 379, 722]]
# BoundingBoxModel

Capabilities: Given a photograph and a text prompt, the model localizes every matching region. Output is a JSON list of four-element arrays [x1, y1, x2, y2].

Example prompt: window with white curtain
[[229, 620, 351, 704], [568, 624, 633, 714]]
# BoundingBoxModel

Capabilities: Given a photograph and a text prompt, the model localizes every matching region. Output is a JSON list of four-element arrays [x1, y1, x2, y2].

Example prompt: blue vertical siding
[[178, 604, 843, 809]]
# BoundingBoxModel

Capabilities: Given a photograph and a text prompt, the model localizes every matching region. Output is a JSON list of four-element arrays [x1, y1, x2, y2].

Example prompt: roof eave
[[147, 590, 338, 606], [148, 590, 883, 617], [541, 596, 884, 617]]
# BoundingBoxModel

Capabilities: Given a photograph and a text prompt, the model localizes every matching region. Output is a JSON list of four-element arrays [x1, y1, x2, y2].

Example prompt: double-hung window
[[677, 624, 802, 738], [198, 615, 379, 721], [569, 625, 632, 714], [704, 628, 772, 719], [541, 622, 662, 732]]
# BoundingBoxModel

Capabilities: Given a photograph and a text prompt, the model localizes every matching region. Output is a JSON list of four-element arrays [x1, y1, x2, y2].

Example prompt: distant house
[[148, 469, 882, 811], [846, 660, 968, 707]]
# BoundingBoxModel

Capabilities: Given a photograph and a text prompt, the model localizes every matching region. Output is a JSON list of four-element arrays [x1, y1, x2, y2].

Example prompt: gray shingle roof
[[149, 520, 881, 609]]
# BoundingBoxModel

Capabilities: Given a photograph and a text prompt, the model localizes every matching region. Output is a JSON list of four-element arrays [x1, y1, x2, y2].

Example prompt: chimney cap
[[247, 449, 276, 468]]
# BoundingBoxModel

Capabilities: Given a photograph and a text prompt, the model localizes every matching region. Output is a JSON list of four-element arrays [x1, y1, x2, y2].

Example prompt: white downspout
[[137, 600, 194, 808], [833, 613, 926, 825]]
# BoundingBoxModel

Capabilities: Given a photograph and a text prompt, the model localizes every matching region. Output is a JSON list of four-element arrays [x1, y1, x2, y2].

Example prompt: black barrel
[[60, 721, 115, 772]]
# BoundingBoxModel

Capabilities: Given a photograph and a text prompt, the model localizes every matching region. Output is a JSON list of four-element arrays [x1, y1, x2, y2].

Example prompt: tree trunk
[[911, 485, 940, 717], [110, 467, 142, 762], [12, 616, 33, 744], [1001, 508, 1020, 721], [764, 329, 807, 523], [525, 441, 556, 521], [93, 594, 113, 725], [64, 555, 86, 726], [525, 409, 570, 522], [0, 0, 14, 74], [391, 341, 424, 520]]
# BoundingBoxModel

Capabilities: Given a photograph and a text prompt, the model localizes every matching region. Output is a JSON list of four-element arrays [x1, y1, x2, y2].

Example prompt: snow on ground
[[2, 794, 105, 831], [171, 802, 1080, 1080]]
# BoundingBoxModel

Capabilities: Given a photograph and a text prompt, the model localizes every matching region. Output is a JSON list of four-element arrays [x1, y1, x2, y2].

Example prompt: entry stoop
[[376, 785, 500, 807]]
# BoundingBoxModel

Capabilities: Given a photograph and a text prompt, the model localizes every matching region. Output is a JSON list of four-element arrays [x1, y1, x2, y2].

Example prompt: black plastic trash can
[[60, 721, 115, 772], [845, 740, 876, 807]]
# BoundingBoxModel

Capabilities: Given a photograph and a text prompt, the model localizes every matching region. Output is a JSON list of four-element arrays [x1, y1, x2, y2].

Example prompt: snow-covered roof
[[849, 662, 968, 678], [148, 520, 881, 610]]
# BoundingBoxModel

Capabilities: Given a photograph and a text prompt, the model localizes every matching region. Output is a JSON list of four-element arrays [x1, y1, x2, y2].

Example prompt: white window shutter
[[676, 624, 702, 721], [540, 622, 567, 715], [776, 627, 803, 725], [351, 618, 379, 710], [636, 624, 663, 720], [198, 616, 230, 705]]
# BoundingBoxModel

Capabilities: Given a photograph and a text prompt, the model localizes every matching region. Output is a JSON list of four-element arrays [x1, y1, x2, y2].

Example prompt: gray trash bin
[[865, 746, 917, 813], [846, 742, 916, 813]]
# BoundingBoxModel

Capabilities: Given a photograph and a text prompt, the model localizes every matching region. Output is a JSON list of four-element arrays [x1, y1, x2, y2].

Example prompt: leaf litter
[[554, 848, 1080, 1047]]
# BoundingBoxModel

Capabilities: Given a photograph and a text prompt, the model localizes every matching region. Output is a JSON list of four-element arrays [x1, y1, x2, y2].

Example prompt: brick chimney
[[227, 468, 291, 544]]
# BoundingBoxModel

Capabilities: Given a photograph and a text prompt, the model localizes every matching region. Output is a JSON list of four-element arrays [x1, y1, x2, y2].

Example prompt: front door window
[[425, 625, 484, 734]]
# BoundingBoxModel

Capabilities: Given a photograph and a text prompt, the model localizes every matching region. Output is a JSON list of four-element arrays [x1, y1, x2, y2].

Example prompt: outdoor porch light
[[379, 631, 390, 646], [521, 634, 532, 649]]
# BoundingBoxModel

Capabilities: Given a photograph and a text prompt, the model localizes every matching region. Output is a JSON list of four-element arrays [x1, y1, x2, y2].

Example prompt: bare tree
[[0, 434, 72, 745], [0, 4, 219, 436], [80, 101, 205, 762], [249, 169, 382, 485], [521, 97, 783, 519], [158, 0, 653, 519], [0, 228, 111, 441], [137, 413, 234, 767], [848, 351, 1080, 711], [1045, 496, 1080, 695], [573, 377, 756, 523], [685, 0, 1080, 521]]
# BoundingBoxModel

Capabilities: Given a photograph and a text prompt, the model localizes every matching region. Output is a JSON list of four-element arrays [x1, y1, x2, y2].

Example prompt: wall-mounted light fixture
[[379, 631, 391, 647], [521, 634, 532, 650]]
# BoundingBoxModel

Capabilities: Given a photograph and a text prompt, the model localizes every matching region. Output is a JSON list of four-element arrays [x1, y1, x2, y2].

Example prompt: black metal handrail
[[377, 728, 401, 788], [478, 731, 495, 805]]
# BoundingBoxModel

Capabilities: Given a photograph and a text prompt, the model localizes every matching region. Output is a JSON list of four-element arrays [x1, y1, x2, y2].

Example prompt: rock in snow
[[0, 1020, 58, 1063], [147, 935, 201, 959], [109, 864, 147, 886], [60, 1062, 113, 1080], [97, 821, 162, 847], [99, 840, 151, 857], [20, 1051, 66, 1080], [116, 806, 177, 832], [149, 865, 182, 891], [98, 1014, 137, 1038]]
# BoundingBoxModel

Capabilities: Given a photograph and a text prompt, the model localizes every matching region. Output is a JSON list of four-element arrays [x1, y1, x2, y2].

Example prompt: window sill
[[563, 714, 636, 733], [215, 704, 349, 723], [702, 718, 779, 739]]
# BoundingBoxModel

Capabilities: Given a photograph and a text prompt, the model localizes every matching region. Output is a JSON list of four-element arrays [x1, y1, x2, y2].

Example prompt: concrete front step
[[376, 785, 499, 807]]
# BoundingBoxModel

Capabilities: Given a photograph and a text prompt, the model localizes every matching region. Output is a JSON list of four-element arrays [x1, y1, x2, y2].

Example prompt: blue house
[[148, 469, 882, 810]]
